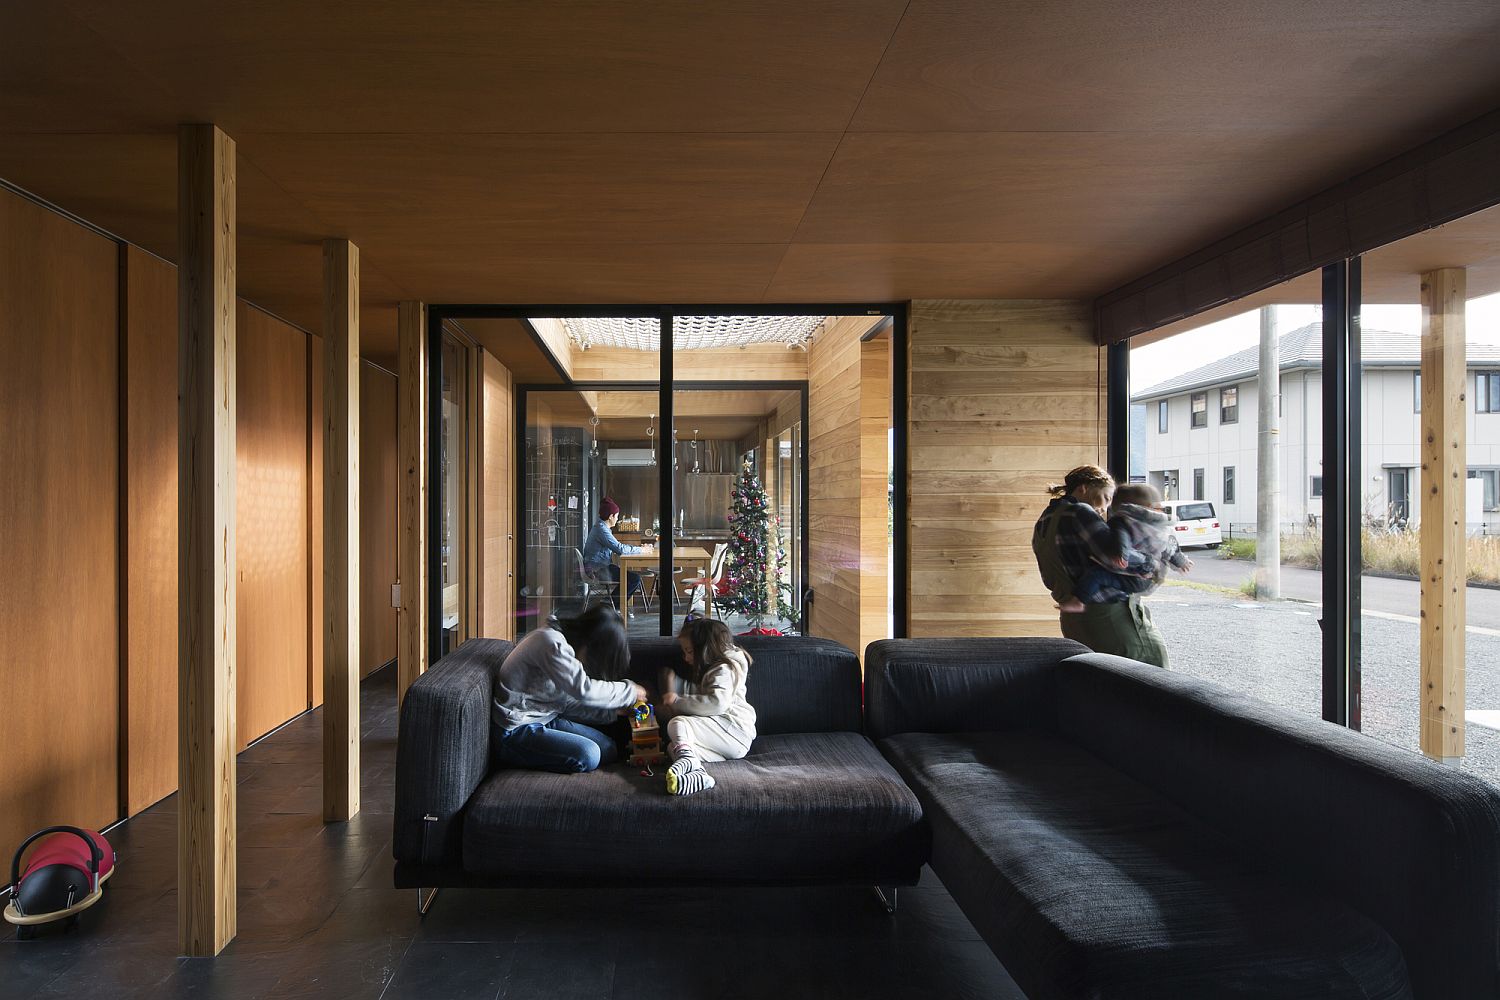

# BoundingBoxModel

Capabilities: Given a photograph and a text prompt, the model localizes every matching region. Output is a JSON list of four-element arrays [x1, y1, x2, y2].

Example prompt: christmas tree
[[720, 458, 795, 628]]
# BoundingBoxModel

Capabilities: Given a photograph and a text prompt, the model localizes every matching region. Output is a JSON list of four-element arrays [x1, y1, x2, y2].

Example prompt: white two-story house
[[1133, 323, 1500, 533]]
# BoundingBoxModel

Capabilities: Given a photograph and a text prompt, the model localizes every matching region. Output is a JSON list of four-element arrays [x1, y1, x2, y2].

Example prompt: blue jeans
[[496, 718, 617, 774]]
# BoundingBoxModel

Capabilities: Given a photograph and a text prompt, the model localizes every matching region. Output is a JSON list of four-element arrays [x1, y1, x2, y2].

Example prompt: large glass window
[[1130, 295, 1325, 722]]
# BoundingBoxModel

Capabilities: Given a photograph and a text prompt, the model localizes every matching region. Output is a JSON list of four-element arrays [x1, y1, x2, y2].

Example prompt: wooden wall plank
[[236, 303, 310, 750], [322, 238, 360, 822], [808, 315, 885, 659], [177, 122, 237, 956], [1419, 267, 1467, 761], [0, 187, 120, 868], [123, 245, 179, 814], [397, 301, 428, 705], [480, 352, 516, 639], [907, 300, 1104, 639], [360, 362, 398, 674], [571, 344, 808, 382]]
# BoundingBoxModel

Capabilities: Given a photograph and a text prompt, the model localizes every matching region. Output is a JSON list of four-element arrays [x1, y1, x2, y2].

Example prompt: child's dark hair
[[677, 618, 750, 683], [557, 605, 630, 681], [1113, 483, 1161, 509]]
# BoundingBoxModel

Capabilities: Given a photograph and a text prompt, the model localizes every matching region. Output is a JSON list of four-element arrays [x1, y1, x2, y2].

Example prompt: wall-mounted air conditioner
[[607, 448, 655, 467]]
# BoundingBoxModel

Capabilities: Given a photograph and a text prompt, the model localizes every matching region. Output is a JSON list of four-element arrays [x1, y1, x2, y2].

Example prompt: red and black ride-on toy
[[4, 826, 116, 939]]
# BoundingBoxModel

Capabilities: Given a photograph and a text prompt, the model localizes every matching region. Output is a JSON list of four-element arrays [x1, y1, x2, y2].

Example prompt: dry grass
[[1222, 530, 1500, 585]]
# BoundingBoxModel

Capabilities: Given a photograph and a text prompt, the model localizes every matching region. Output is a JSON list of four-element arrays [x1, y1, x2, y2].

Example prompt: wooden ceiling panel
[[764, 242, 1138, 302], [239, 132, 840, 246], [366, 241, 789, 306], [0, 4, 180, 132], [54, 0, 907, 134], [854, 1, 1500, 135], [793, 130, 1433, 251]]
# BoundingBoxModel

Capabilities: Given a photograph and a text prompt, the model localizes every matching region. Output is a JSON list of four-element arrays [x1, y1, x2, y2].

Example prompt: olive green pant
[[1059, 595, 1168, 668]]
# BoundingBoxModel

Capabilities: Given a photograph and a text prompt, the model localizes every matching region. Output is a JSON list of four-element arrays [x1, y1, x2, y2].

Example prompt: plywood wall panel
[[236, 303, 310, 747], [122, 245, 179, 814], [907, 300, 1104, 638], [807, 315, 886, 660], [359, 363, 398, 674], [479, 354, 514, 638], [0, 189, 120, 856], [479, 352, 516, 639], [309, 336, 324, 706]]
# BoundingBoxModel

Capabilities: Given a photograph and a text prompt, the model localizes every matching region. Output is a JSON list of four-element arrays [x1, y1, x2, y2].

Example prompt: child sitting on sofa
[[491, 605, 647, 774], [656, 618, 757, 796], [1059, 483, 1192, 612]]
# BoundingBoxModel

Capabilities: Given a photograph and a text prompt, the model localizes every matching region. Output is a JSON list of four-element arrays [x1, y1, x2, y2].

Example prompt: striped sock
[[666, 766, 716, 796], [667, 741, 703, 783]]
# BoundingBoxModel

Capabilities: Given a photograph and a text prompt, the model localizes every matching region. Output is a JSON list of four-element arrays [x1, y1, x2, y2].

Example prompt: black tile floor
[[1, 667, 1024, 999]]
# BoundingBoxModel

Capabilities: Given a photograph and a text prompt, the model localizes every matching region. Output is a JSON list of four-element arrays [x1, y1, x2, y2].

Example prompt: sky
[[1129, 291, 1500, 395]]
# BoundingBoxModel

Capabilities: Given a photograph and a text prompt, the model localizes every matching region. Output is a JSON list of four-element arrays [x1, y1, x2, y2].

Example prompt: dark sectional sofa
[[394, 635, 927, 890], [867, 637, 1500, 1000], [395, 632, 1500, 999]]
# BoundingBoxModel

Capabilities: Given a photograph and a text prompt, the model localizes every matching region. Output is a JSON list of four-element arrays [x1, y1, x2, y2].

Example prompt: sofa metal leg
[[416, 887, 440, 916], [873, 886, 897, 915]]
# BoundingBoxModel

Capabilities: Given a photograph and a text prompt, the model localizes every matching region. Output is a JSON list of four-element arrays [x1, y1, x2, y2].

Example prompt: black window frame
[[1190, 391, 1208, 428], [1223, 466, 1236, 505], [1414, 371, 1421, 413], [1310, 475, 1324, 498], [1192, 467, 1205, 501], [1220, 385, 1239, 424], [1157, 399, 1168, 433]]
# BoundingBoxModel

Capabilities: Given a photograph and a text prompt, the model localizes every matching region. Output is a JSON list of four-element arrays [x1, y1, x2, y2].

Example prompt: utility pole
[[1256, 305, 1281, 598]]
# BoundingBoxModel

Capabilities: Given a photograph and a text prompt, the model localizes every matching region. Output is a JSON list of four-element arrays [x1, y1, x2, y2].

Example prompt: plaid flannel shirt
[[1033, 495, 1126, 597]]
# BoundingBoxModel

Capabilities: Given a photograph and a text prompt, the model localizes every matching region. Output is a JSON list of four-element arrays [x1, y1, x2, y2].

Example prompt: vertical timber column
[[1420, 267, 1467, 762], [177, 123, 237, 956], [323, 240, 360, 820], [397, 301, 428, 706]]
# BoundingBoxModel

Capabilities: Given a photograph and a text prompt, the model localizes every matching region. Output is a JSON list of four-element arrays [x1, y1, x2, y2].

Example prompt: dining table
[[616, 545, 713, 616]]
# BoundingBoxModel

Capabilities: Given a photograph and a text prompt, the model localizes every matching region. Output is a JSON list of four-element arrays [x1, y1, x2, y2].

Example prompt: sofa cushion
[[881, 730, 1412, 1000], [625, 636, 863, 735], [462, 732, 926, 884], [1056, 653, 1500, 999]]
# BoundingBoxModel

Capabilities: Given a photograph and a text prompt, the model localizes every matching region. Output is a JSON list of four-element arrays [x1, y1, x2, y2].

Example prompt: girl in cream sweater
[[657, 618, 757, 795]]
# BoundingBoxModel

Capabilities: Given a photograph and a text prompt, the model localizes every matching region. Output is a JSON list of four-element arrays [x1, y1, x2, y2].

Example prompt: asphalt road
[[1146, 586, 1500, 788], [1174, 548, 1500, 630]]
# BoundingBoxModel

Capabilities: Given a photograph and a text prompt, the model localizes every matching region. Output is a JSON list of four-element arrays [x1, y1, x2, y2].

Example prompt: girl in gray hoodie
[[491, 606, 646, 774]]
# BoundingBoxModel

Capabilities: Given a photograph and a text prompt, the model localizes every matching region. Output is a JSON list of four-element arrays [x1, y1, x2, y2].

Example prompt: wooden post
[[177, 123, 237, 956], [1420, 267, 1467, 762], [322, 240, 360, 821], [397, 301, 428, 706]]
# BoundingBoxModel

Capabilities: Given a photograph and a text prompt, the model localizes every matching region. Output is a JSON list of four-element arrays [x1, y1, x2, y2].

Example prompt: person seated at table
[[583, 497, 644, 605]]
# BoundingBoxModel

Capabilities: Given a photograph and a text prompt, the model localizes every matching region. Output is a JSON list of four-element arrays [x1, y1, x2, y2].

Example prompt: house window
[[1157, 400, 1168, 433], [1310, 476, 1324, 499], [1479, 372, 1500, 413], [1220, 386, 1238, 424], [1193, 468, 1205, 501], [1223, 466, 1236, 505], [1190, 392, 1207, 428], [1471, 469, 1500, 511], [1414, 372, 1421, 413]]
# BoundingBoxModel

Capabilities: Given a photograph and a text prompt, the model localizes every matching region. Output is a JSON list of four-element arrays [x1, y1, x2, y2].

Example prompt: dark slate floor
[[2, 667, 1023, 999]]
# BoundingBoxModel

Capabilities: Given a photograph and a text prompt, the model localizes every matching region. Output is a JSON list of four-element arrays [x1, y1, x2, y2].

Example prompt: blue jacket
[[582, 519, 641, 570]]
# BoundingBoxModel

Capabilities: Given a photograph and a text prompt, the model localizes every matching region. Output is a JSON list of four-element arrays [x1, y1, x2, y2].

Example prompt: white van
[[1160, 500, 1222, 548]]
